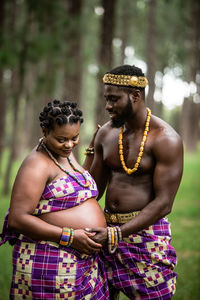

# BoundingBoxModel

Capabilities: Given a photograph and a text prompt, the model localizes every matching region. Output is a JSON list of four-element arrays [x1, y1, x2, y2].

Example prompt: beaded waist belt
[[104, 210, 140, 224]]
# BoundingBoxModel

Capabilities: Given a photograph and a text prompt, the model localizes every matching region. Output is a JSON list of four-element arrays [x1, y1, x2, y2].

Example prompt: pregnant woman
[[0, 100, 109, 299]]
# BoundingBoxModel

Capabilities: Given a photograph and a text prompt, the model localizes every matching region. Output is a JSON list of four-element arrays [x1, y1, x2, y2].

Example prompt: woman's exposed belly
[[39, 198, 106, 229]]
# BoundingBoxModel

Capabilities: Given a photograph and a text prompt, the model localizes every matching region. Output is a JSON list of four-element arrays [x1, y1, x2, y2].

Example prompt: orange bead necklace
[[119, 108, 151, 175]]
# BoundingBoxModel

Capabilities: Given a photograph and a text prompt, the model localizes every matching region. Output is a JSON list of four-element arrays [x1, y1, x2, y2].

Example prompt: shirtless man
[[87, 65, 183, 299]]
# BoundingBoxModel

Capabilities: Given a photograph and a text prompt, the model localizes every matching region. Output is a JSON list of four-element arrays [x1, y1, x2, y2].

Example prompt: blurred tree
[[155, 0, 189, 121], [79, 0, 100, 145], [113, 0, 132, 65], [146, 0, 157, 113], [119, 3, 129, 65], [26, 0, 64, 148], [0, 0, 199, 195], [62, 0, 83, 105], [3, 0, 31, 194], [0, 0, 6, 173], [181, 0, 200, 152], [62, 0, 84, 158], [95, 0, 117, 125]]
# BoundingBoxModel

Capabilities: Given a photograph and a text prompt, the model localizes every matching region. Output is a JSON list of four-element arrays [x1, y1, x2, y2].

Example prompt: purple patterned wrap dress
[[0, 171, 109, 300]]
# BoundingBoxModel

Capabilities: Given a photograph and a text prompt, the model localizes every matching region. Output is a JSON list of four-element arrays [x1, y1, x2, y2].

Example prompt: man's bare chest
[[102, 130, 154, 173]]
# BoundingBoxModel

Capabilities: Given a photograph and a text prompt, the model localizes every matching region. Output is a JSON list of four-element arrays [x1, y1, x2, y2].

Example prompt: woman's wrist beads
[[107, 226, 122, 253], [59, 227, 74, 247], [84, 147, 94, 155]]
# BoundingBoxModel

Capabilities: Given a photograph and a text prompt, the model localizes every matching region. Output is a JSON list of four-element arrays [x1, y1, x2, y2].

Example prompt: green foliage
[[156, 0, 189, 76], [114, 0, 189, 79], [115, 0, 148, 60]]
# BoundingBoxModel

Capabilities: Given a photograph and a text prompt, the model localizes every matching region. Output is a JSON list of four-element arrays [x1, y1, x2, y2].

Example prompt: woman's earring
[[39, 137, 44, 144], [36, 137, 44, 151]]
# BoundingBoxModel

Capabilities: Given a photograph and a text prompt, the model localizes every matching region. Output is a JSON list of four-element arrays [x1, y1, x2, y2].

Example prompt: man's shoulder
[[150, 115, 183, 154], [151, 115, 181, 139], [98, 121, 114, 136], [101, 120, 113, 130], [95, 121, 117, 145]]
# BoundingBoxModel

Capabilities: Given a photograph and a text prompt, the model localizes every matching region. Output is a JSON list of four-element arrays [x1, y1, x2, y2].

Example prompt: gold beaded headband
[[103, 73, 148, 88]]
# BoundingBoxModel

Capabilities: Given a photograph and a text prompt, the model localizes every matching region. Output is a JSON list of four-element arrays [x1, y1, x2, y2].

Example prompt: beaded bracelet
[[116, 226, 122, 242], [107, 227, 111, 250], [107, 226, 122, 254], [110, 227, 115, 247], [59, 227, 74, 247], [113, 227, 118, 251], [68, 228, 74, 246], [108, 227, 117, 253], [84, 147, 94, 155]]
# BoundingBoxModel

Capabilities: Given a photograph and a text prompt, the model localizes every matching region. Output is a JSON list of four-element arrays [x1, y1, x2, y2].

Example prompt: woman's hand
[[71, 229, 102, 255], [85, 227, 107, 247], [88, 124, 101, 148], [82, 125, 101, 170]]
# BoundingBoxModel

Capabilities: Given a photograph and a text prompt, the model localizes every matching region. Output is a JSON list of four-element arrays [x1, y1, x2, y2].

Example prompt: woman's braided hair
[[39, 99, 83, 132]]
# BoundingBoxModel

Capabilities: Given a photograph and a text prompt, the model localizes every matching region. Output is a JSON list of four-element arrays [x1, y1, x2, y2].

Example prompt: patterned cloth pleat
[[102, 216, 177, 300]]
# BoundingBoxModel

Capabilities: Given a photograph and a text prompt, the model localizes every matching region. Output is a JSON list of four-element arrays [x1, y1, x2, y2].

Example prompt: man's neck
[[124, 107, 148, 132]]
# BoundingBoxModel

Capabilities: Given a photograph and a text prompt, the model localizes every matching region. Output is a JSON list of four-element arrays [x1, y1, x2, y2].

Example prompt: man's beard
[[111, 96, 133, 128]]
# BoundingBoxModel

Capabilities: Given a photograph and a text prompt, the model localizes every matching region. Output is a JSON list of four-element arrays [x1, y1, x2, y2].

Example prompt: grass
[[0, 148, 200, 299], [166, 150, 200, 300]]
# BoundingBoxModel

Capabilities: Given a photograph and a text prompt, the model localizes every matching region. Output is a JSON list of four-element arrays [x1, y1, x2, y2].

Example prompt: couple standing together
[[0, 64, 183, 299]]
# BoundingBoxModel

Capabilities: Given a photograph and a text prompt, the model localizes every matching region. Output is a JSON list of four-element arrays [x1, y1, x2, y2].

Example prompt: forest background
[[0, 0, 199, 299]]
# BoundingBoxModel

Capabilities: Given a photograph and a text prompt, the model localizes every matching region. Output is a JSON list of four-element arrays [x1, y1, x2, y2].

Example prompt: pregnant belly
[[39, 198, 106, 229]]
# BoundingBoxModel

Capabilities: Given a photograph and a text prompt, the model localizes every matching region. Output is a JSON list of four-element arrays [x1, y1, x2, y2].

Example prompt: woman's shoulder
[[11, 147, 51, 188], [20, 147, 50, 173]]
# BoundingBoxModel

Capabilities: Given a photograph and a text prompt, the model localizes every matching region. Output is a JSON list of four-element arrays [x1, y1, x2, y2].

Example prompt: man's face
[[104, 85, 133, 127]]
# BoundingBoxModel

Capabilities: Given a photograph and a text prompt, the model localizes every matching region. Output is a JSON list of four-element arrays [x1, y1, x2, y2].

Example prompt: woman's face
[[44, 122, 80, 157]]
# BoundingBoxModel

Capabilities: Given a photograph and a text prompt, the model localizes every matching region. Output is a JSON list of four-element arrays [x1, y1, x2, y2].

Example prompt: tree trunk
[[119, 1, 129, 65], [181, 97, 199, 152], [0, 73, 7, 174], [181, 0, 200, 152], [3, 71, 24, 194], [0, 0, 6, 173], [30, 59, 57, 149], [146, 0, 157, 113], [62, 0, 83, 105], [3, 4, 30, 194], [61, 0, 83, 159], [95, 0, 117, 125], [19, 96, 33, 153]]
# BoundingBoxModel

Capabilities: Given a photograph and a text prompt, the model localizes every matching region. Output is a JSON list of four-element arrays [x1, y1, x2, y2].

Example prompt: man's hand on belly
[[72, 229, 103, 255], [85, 227, 107, 247]]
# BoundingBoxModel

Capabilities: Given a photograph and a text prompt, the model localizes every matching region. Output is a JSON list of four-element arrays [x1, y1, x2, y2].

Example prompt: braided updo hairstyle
[[39, 99, 83, 132]]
